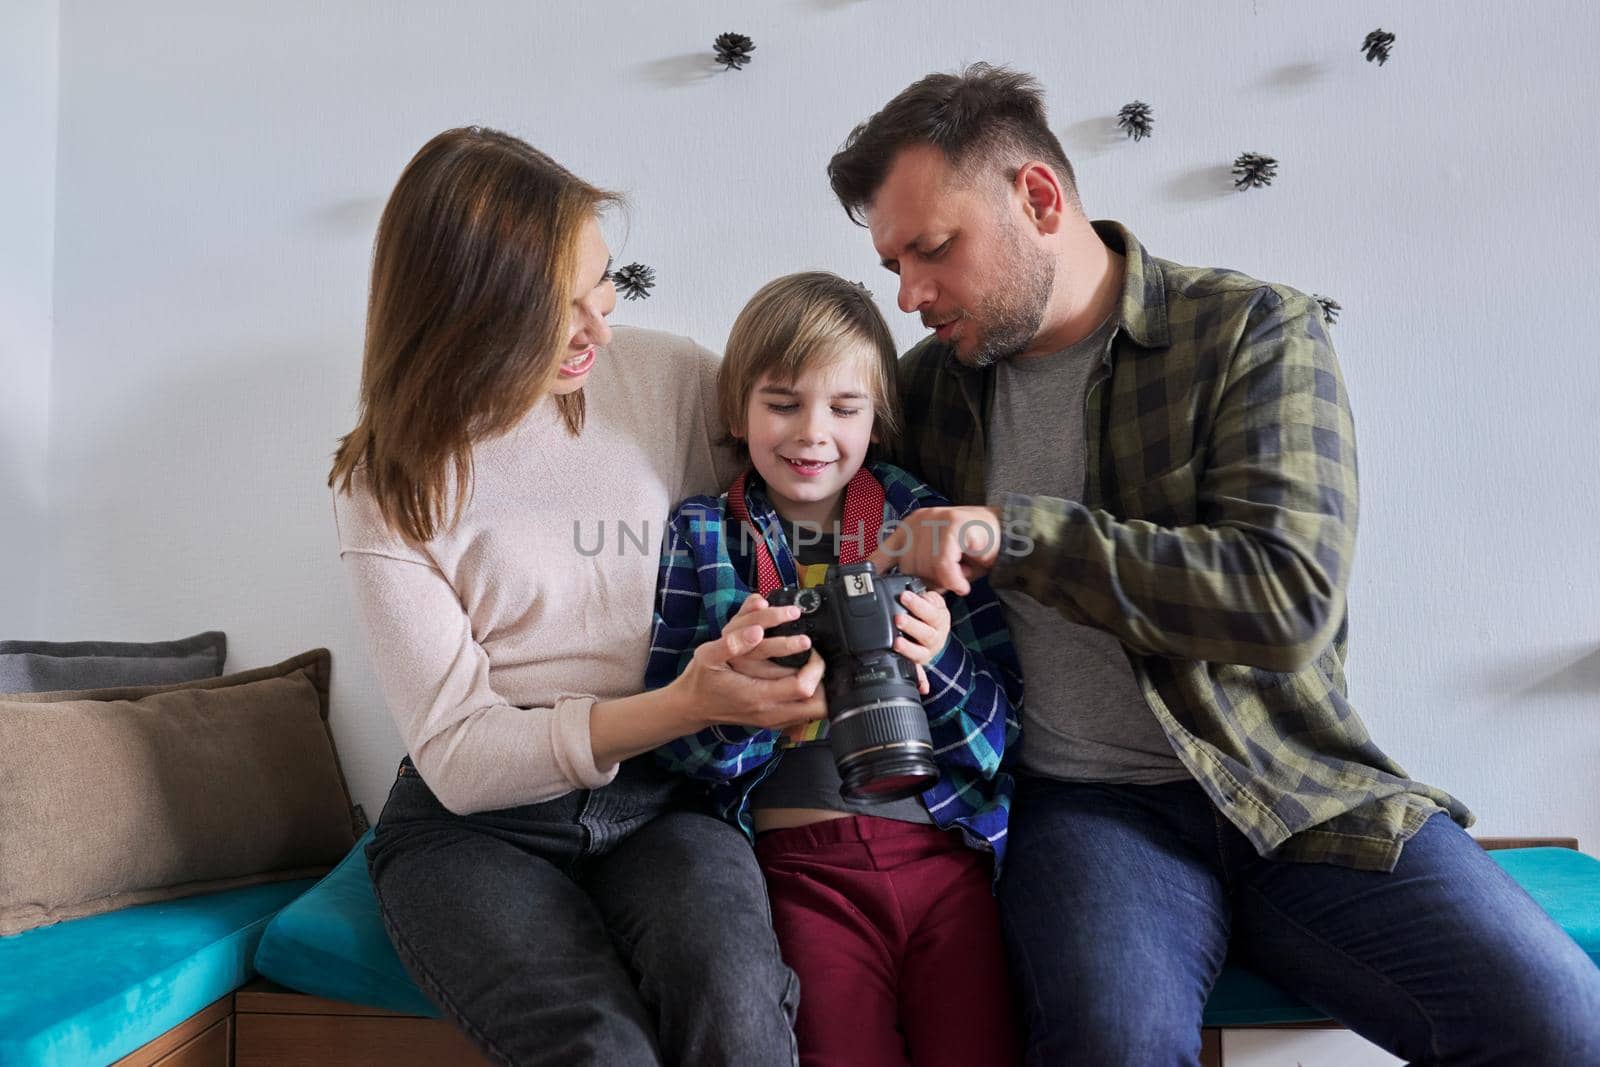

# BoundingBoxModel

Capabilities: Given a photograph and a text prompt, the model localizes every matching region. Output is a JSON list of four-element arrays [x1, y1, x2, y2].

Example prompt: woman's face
[[548, 216, 617, 395]]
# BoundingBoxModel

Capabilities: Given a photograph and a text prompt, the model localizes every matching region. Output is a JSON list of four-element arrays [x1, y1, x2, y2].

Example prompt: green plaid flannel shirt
[[893, 220, 1471, 871]]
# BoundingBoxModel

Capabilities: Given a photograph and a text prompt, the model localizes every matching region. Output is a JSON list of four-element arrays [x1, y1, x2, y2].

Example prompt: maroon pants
[[755, 816, 1022, 1067]]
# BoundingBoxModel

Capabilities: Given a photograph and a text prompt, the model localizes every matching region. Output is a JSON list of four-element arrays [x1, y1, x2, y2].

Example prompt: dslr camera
[[767, 561, 940, 803]]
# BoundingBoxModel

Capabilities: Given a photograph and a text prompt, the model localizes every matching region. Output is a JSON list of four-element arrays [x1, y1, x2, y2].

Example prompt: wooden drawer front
[[235, 1010, 491, 1067], [112, 998, 231, 1067], [152, 1017, 231, 1067]]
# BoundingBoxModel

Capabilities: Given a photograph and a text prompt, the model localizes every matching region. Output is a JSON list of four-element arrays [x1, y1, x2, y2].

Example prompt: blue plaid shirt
[[646, 461, 1024, 870]]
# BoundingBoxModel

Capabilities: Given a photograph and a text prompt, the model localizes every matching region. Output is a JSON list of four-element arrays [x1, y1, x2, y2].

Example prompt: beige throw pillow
[[0, 649, 358, 936]]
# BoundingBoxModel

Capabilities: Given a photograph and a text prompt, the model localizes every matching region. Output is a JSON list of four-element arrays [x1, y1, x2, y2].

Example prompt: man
[[833, 63, 1600, 1064]]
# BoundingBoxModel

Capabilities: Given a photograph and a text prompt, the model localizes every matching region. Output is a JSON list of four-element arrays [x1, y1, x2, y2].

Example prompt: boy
[[647, 272, 1023, 1067]]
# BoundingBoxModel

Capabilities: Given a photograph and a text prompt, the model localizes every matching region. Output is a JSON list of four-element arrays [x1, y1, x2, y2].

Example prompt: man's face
[[866, 144, 1055, 367]]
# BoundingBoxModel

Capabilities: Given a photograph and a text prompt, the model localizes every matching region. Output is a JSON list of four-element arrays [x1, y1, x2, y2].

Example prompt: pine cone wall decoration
[[1232, 153, 1279, 190], [612, 263, 656, 301], [1362, 29, 1396, 65], [1117, 101, 1154, 141], [713, 33, 755, 71], [1314, 295, 1342, 326]]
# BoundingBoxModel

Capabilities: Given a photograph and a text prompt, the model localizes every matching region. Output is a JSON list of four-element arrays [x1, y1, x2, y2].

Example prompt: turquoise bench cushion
[[255, 837, 1600, 1030], [0, 878, 316, 1066], [1204, 965, 1332, 1027], [254, 829, 440, 1017], [1489, 847, 1600, 963], [1202, 847, 1600, 1026]]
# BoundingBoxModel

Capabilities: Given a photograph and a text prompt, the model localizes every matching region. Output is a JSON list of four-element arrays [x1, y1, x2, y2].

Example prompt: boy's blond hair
[[719, 272, 901, 461]]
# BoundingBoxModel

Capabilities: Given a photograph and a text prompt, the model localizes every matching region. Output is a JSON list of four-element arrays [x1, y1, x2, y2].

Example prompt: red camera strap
[[725, 468, 885, 596]]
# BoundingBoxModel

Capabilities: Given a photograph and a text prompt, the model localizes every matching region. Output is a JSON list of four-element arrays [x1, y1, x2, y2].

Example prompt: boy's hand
[[893, 589, 951, 697]]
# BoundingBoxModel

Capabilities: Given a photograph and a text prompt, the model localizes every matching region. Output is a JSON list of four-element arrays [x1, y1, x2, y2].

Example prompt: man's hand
[[866, 506, 1003, 596]]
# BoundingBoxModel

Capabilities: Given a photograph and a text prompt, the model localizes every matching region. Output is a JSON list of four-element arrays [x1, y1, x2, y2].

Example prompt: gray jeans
[[367, 756, 800, 1067]]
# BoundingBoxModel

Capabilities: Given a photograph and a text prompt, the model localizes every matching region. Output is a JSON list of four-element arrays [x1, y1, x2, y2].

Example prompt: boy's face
[[739, 347, 879, 527]]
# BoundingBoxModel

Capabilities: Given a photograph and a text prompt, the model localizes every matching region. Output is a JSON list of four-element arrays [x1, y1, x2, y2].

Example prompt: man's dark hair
[[827, 63, 1079, 226]]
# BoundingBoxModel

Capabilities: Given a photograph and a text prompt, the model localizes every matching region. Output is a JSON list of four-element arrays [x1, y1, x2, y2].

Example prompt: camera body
[[767, 562, 940, 803]]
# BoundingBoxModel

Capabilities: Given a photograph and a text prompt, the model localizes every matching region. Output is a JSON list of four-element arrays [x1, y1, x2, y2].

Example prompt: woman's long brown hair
[[329, 127, 618, 543]]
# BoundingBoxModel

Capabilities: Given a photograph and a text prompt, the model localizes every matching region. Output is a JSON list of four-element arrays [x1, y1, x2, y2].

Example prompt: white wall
[[42, 0, 1600, 859], [0, 0, 58, 637]]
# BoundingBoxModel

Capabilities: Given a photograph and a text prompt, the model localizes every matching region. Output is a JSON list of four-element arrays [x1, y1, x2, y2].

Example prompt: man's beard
[[964, 236, 1056, 368]]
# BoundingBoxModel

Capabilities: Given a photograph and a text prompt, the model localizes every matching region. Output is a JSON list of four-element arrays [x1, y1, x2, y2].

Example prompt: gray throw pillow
[[0, 631, 226, 693]]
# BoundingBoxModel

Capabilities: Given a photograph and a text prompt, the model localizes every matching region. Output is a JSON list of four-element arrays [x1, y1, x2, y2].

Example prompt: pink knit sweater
[[333, 327, 735, 815]]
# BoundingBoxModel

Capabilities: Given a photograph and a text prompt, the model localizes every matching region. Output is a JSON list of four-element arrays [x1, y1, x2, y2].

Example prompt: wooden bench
[[107, 838, 1589, 1067]]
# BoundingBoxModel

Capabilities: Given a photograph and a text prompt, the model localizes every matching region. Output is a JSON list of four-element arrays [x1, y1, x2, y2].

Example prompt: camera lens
[[833, 712, 939, 802], [828, 667, 939, 803]]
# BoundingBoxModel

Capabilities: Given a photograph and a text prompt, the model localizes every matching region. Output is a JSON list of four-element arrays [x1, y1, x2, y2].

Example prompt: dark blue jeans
[[367, 757, 799, 1067], [997, 778, 1600, 1066]]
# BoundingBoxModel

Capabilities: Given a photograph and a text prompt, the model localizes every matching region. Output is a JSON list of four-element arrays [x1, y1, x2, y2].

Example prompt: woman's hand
[[676, 604, 827, 731], [719, 594, 814, 680], [588, 595, 826, 770], [892, 589, 952, 696]]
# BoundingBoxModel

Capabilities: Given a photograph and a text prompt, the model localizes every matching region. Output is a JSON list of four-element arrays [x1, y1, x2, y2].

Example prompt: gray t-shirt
[[986, 317, 1188, 784]]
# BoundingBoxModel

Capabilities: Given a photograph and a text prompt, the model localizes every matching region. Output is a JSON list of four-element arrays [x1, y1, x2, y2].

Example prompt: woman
[[329, 126, 826, 1066]]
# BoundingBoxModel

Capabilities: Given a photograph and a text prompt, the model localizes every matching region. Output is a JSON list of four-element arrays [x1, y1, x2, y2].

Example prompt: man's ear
[[1015, 160, 1066, 236]]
